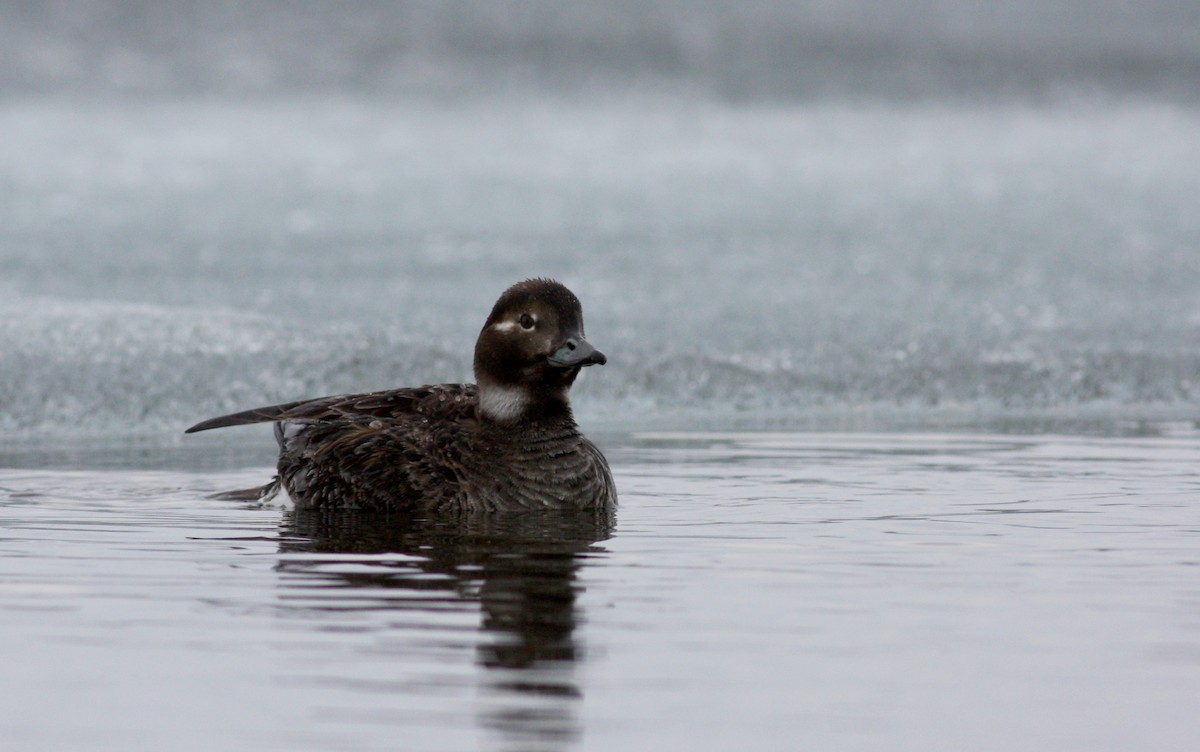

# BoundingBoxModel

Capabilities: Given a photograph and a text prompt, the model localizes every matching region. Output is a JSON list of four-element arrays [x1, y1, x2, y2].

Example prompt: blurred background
[[3, 1, 1199, 99], [1, 1, 1199, 440]]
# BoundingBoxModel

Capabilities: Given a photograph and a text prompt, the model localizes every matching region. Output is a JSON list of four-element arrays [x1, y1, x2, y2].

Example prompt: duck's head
[[474, 278, 607, 423]]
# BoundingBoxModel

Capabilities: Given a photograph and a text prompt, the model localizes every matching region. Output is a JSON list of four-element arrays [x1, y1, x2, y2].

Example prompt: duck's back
[[271, 384, 470, 510], [267, 384, 614, 512]]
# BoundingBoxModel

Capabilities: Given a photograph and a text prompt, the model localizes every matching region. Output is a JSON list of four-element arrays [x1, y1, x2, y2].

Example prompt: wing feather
[[184, 384, 478, 433]]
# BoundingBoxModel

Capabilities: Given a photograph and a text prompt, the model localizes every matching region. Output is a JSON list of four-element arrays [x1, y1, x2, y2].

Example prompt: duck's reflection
[[276, 507, 614, 746]]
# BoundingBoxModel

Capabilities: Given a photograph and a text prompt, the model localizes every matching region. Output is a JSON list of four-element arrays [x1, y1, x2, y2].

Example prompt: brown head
[[473, 278, 607, 423]]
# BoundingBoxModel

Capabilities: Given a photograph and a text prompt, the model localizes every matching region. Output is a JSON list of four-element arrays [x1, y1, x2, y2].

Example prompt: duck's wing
[[184, 384, 479, 434]]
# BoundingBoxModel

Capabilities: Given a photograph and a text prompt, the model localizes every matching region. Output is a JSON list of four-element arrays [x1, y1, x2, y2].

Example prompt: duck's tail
[[209, 477, 283, 503]]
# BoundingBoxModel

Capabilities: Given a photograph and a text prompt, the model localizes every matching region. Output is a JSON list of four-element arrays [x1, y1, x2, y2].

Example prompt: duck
[[186, 278, 616, 512]]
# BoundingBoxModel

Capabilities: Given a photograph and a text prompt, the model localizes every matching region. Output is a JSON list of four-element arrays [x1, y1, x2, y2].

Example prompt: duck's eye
[[518, 313, 535, 330]]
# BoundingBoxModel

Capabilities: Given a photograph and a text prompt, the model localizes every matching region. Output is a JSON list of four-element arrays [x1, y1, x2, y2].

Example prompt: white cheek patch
[[491, 320, 518, 332]]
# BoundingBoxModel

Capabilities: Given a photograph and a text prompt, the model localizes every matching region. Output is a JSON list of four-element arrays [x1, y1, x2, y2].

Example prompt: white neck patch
[[479, 384, 531, 423]]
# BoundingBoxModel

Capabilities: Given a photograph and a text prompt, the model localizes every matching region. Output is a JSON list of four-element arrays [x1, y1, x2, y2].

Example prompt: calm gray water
[[2, 432, 1198, 751]]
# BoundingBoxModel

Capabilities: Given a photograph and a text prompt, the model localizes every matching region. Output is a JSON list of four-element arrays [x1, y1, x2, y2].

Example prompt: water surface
[[3, 433, 1197, 751]]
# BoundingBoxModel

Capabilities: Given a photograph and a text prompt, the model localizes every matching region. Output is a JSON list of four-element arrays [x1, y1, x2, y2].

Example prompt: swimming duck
[[186, 279, 616, 512]]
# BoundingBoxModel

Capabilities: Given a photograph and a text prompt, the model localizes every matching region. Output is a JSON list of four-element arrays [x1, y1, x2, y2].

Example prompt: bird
[[186, 278, 616, 512]]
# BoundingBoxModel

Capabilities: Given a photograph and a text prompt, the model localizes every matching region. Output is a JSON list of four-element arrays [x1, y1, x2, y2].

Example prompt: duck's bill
[[548, 337, 607, 368]]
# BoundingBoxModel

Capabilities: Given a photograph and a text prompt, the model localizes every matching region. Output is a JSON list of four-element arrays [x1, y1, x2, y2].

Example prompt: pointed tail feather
[[185, 399, 312, 433]]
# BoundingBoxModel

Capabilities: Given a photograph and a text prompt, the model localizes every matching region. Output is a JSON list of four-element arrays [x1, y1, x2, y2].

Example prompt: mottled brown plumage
[[187, 279, 616, 512]]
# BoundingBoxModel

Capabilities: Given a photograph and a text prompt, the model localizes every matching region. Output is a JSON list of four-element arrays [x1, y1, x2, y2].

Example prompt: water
[[2, 433, 1198, 751], [2, 96, 1200, 435]]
